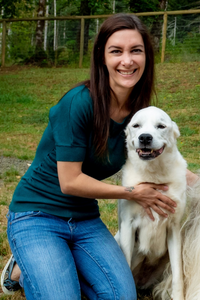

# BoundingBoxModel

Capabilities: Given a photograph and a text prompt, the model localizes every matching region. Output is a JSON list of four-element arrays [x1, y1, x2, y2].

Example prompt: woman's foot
[[1, 254, 21, 295]]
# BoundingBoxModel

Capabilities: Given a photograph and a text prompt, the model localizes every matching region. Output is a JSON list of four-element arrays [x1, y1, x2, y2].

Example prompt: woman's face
[[104, 29, 146, 95]]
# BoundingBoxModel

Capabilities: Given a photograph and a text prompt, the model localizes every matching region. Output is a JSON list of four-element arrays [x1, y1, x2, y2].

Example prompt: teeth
[[119, 70, 134, 75], [151, 149, 153, 153]]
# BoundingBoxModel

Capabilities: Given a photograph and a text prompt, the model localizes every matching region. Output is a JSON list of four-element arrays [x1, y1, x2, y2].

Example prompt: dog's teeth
[[151, 149, 153, 153]]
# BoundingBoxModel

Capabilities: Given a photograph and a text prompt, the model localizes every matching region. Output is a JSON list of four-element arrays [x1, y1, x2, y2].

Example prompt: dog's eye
[[157, 124, 166, 129], [132, 124, 139, 128]]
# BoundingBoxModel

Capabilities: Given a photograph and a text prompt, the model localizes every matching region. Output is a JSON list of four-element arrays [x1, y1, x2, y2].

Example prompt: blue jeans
[[7, 211, 137, 300]]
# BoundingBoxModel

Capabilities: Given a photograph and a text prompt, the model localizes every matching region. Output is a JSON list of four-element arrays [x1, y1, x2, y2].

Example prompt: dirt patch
[[0, 156, 32, 177], [0, 156, 32, 189]]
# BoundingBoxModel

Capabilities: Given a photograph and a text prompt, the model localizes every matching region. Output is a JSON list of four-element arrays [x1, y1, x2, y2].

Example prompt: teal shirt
[[9, 85, 128, 219]]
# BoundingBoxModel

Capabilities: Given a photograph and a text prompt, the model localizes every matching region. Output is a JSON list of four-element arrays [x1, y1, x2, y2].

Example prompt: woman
[[1, 13, 196, 300]]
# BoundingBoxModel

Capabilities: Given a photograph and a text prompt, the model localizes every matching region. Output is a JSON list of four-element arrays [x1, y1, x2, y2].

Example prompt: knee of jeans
[[82, 278, 137, 300], [102, 281, 137, 300]]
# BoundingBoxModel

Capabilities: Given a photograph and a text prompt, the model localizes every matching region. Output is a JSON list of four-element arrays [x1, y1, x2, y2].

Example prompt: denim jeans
[[7, 210, 137, 300]]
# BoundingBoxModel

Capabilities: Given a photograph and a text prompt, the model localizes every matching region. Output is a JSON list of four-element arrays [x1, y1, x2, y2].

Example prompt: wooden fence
[[1, 9, 200, 68]]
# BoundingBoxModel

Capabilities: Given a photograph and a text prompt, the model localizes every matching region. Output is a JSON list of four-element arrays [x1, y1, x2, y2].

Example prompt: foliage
[[164, 32, 200, 62], [129, 0, 161, 13], [167, 0, 200, 10], [0, 0, 34, 18]]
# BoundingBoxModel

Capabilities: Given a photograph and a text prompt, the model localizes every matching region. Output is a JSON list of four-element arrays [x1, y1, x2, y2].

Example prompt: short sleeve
[[49, 85, 93, 162]]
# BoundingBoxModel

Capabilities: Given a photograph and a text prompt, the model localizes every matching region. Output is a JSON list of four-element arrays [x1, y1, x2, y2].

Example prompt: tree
[[79, 0, 91, 54], [129, 0, 160, 13], [150, 0, 168, 52], [35, 0, 46, 57], [0, 0, 34, 18], [0, 0, 21, 18], [167, 0, 199, 10]]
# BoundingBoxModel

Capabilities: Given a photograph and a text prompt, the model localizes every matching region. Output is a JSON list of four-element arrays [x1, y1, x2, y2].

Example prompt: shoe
[[1, 254, 21, 295]]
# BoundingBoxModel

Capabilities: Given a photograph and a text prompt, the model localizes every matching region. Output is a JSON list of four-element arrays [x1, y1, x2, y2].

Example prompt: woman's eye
[[157, 124, 166, 129], [132, 49, 142, 53], [111, 50, 121, 54]]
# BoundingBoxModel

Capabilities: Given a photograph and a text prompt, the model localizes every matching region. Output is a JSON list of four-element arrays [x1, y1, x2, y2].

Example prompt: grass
[[0, 62, 200, 299], [155, 63, 200, 171]]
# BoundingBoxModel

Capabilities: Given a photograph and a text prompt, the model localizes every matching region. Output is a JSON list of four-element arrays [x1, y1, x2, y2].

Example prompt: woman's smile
[[117, 69, 138, 76]]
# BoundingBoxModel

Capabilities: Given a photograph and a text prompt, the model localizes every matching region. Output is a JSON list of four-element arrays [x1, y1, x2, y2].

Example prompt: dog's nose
[[139, 134, 153, 146]]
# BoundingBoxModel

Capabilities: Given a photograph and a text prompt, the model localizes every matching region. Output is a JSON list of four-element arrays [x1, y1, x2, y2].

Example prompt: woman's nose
[[121, 53, 133, 66]]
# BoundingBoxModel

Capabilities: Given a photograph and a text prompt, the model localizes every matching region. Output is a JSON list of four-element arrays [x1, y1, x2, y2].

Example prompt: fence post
[[79, 17, 84, 68], [1, 20, 6, 67], [161, 12, 168, 63]]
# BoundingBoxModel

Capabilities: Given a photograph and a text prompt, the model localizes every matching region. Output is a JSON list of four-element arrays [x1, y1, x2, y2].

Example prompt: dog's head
[[125, 106, 180, 161]]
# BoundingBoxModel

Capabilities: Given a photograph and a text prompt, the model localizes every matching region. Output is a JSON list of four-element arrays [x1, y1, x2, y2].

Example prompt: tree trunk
[[44, 0, 49, 51], [150, 0, 168, 53], [79, 0, 91, 54], [35, 0, 46, 58], [54, 0, 57, 51]]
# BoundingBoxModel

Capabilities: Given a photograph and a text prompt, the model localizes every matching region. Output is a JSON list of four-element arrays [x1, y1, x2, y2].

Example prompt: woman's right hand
[[125, 183, 177, 221]]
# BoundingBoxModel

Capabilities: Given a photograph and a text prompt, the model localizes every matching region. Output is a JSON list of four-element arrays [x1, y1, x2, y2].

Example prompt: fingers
[[145, 208, 154, 221], [151, 204, 168, 218], [143, 193, 176, 219], [133, 183, 177, 220], [158, 193, 176, 210], [141, 183, 177, 209], [145, 205, 168, 221]]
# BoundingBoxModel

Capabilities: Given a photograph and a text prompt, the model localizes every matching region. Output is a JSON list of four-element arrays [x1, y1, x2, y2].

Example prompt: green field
[[0, 62, 199, 299]]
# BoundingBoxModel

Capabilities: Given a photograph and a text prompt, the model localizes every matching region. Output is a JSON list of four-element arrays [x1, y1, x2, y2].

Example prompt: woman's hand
[[125, 183, 177, 221]]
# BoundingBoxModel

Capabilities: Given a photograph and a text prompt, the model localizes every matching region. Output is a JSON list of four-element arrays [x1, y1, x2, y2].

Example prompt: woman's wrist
[[121, 186, 136, 201], [124, 186, 135, 192]]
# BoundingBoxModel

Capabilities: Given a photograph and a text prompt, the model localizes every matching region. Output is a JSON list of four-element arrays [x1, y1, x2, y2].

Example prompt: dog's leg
[[167, 225, 184, 300], [119, 221, 135, 267]]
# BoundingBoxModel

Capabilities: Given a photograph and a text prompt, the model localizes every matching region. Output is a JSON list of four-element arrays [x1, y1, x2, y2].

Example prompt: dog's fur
[[115, 106, 188, 300], [153, 179, 200, 300]]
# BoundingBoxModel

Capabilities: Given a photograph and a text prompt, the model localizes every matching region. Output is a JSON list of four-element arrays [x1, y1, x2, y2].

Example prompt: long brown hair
[[85, 13, 156, 157]]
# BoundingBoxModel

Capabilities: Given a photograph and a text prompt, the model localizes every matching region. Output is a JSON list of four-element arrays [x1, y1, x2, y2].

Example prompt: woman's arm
[[57, 161, 177, 221]]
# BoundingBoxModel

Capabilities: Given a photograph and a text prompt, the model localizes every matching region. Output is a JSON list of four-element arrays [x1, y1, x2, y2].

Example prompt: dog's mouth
[[136, 146, 165, 160]]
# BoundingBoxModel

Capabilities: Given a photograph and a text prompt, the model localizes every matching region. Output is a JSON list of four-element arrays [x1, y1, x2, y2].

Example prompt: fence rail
[[1, 9, 200, 68]]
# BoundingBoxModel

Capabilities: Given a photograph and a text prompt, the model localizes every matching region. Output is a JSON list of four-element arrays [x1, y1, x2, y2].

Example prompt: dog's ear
[[172, 121, 180, 139], [124, 125, 133, 149]]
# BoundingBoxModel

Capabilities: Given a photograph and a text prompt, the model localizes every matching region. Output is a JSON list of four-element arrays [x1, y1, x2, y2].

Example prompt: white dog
[[115, 106, 187, 300]]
